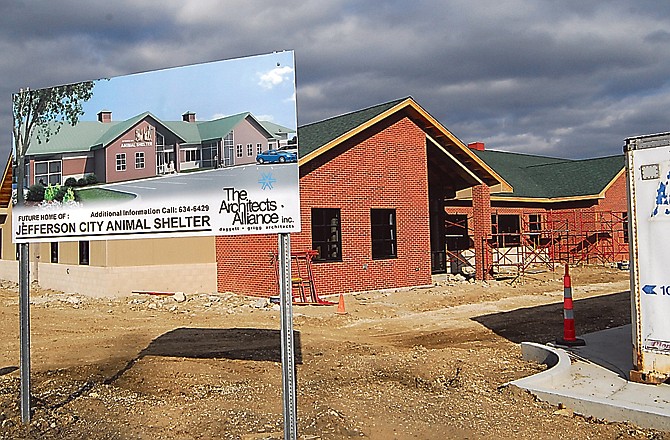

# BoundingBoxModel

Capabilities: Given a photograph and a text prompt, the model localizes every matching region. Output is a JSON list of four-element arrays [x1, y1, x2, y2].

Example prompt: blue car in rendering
[[256, 149, 297, 164]]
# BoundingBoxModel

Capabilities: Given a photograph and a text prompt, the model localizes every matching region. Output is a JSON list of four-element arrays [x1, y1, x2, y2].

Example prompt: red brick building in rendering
[[24, 110, 293, 186]]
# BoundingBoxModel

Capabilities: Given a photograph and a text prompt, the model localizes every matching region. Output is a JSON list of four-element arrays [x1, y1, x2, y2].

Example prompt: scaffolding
[[486, 213, 554, 280], [443, 209, 629, 280], [444, 214, 476, 275], [544, 210, 629, 266]]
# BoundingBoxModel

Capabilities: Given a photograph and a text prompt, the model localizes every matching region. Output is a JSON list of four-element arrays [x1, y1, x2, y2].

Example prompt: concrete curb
[[509, 341, 670, 431], [510, 342, 572, 387]]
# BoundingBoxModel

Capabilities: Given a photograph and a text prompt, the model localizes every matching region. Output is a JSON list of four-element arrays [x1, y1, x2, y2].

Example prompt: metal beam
[[19, 242, 31, 423], [278, 233, 297, 439]]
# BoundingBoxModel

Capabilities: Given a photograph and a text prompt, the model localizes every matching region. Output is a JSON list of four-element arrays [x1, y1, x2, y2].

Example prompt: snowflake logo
[[258, 172, 277, 190]]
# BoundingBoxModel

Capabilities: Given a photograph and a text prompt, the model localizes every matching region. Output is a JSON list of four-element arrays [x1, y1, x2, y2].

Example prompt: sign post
[[278, 233, 297, 439], [19, 242, 31, 423]]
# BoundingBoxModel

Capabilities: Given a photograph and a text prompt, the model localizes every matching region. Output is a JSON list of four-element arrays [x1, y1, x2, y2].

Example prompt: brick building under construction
[[216, 98, 629, 297]]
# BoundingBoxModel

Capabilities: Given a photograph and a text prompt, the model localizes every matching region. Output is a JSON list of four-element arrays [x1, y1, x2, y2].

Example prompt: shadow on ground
[[0, 366, 18, 376], [472, 291, 631, 344], [138, 327, 302, 363], [107, 327, 302, 384]]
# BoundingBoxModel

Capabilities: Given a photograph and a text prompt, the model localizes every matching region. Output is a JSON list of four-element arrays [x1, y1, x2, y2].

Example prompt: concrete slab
[[510, 326, 670, 431], [564, 324, 634, 380]]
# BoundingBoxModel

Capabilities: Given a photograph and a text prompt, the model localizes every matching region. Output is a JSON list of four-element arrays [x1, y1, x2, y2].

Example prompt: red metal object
[[133, 290, 175, 296], [556, 264, 585, 346], [275, 250, 335, 305]]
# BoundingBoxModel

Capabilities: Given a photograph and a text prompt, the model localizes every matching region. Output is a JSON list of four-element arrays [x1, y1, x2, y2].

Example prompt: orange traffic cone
[[335, 293, 347, 315]]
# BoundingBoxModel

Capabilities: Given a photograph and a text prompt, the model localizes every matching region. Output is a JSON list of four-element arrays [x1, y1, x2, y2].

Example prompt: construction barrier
[[335, 293, 347, 315], [556, 264, 585, 346]]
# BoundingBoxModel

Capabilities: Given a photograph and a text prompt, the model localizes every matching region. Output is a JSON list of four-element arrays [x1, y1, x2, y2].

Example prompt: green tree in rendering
[[12, 81, 95, 204]]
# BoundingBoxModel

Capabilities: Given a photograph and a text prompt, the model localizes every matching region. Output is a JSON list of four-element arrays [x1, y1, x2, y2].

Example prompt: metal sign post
[[19, 242, 31, 423], [278, 233, 297, 440]]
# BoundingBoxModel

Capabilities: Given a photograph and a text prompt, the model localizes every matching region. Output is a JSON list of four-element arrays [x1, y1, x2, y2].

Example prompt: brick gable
[[216, 116, 433, 296]]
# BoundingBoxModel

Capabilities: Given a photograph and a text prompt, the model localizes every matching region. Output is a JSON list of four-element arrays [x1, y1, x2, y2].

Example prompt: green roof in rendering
[[473, 149, 624, 199], [260, 120, 296, 138], [26, 121, 111, 155], [161, 120, 202, 144], [195, 112, 250, 143], [297, 98, 407, 158], [25, 111, 282, 156]]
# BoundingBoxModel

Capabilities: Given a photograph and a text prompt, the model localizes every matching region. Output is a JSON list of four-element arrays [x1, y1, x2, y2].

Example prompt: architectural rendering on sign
[[11, 51, 300, 243], [24, 110, 295, 186]]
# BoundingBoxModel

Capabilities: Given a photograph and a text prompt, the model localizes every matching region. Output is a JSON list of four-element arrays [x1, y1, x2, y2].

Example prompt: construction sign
[[12, 51, 300, 243]]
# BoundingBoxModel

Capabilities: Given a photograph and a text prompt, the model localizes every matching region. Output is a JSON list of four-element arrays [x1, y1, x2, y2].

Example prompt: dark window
[[79, 241, 90, 265], [311, 208, 341, 261], [135, 152, 145, 169], [445, 214, 470, 250], [201, 141, 218, 168], [34, 160, 62, 185], [528, 214, 542, 245], [185, 149, 201, 162], [371, 209, 397, 259], [116, 153, 126, 171], [492, 214, 521, 247], [15, 244, 19, 261], [50, 242, 58, 263], [622, 212, 629, 244]]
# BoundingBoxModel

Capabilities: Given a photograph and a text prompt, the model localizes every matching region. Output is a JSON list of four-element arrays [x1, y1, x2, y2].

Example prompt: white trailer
[[625, 132, 670, 383]]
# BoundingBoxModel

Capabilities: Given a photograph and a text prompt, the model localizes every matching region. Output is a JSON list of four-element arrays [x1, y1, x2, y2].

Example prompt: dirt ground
[[0, 265, 666, 440]]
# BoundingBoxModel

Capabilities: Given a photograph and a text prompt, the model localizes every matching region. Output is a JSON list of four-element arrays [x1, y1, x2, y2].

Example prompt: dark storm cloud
[[2, 0, 670, 162]]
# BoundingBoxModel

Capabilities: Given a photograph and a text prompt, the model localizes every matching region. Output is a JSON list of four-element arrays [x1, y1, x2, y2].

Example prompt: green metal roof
[[25, 111, 273, 156], [26, 121, 111, 155], [260, 120, 296, 138], [196, 112, 249, 142], [161, 120, 202, 144], [473, 149, 624, 199], [297, 98, 407, 157]]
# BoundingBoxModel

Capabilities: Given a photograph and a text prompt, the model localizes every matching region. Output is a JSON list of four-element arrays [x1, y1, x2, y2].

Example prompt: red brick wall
[[597, 172, 627, 212], [216, 117, 433, 296], [471, 184, 492, 279], [62, 155, 95, 177]]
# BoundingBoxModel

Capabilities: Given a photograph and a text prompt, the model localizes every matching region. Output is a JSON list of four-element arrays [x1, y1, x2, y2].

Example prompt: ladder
[[289, 250, 334, 305]]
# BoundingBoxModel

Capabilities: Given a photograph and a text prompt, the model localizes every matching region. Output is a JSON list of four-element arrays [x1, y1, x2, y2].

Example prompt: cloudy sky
[[3, 0, 670, 163]]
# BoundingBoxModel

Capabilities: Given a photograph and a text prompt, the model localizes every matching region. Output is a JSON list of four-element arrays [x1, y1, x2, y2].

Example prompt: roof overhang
[[454, 166, 624, 204], [298, 97, 511, 192], [0, 154, 13, 209]]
